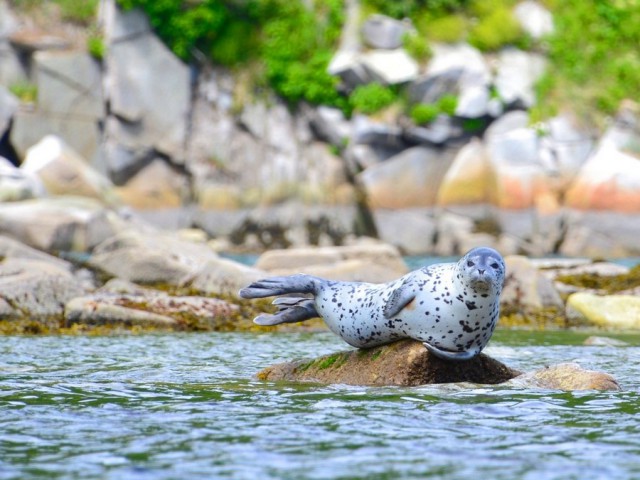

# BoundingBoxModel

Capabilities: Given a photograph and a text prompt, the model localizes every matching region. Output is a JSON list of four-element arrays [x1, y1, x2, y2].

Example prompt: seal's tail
[[238, 274, 324, 326]]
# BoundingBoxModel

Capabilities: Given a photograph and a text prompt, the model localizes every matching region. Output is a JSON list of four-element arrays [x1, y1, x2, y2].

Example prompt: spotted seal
[[239, 247, 505, 361]]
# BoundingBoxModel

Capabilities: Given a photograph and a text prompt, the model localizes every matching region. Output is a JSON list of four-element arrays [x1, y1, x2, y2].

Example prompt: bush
[[437, 94, 458, 115], [403, 32, 431, 62], [410, 103, 439, 124], [468, 6, 523, 51], [87, 34, 105, 61], [349, 83, 397, 114], [423, 14, 467, 43]]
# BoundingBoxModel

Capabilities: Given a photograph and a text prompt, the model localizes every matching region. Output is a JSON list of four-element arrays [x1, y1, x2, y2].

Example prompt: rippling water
[[1, 331, 640, 480]]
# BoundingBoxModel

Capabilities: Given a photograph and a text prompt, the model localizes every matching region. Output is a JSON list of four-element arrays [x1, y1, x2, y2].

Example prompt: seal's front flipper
[[254, 297, 318, 326], [383, 278, 416, 319], [423, 342, 479, 361]]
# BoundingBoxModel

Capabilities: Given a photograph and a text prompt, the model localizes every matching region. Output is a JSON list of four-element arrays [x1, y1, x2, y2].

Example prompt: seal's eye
[[467, 260, 475, 267], [491, 262, 500, 269]]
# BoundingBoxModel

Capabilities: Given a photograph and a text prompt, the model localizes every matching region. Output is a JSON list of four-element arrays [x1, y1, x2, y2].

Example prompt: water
[[1, 331, 640, 480]]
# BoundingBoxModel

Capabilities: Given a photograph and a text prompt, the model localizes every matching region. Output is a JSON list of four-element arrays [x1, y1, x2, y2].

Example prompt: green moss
[[371, 349, 383, 360], [555, 265, 640, 295], [349, 83, 397, 115], [87, 34, 106, 61], [423, 14, 467, 43], [9, 81, 37, 103], [403, 32, 431, 63], [410, 103, 439, 125], [468, 5, 523, 51], [499, 306, 571, 329]]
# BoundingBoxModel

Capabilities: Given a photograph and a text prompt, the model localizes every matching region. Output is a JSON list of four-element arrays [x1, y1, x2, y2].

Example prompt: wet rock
[[257, 339, 520, 386], [0, 156, 45, 201], [254, 244, 407, 283], [21, 135, 117, 203], [361, 14, 410, 50], [509, 363, 620, 391], [566, 292, 640, 329], [65, 291, 238, 330], [0, 197, 126, 252], [583, 336, 630, 347], [0, 257, 86, 322]]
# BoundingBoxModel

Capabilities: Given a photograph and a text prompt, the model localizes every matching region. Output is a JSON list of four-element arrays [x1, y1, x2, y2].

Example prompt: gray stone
[[0, 257, 86, 321], [104, 2, 190, 162], [0, 234, 72, 270], [0, 197, 126, 252], [0, 84, 18, 136], [327, 50, 374, 89], [305, 105, 352, 148], [88, 229, 220, 285], [361, 14, 410, 50], [186, 258, 266, 296], [0, 156, 45, 201], [455, 85, 490, 118], [501, 255, 564, 311], [21, 135, 117, 203], [373, 209, 436, 255], [514, 1, 554, 40], [494, 48, 546, 108], [403, 115, 462, 145], [484, 110, 530, 137], [352, 115, 405, 149], [361, 49, 419, 85], [0, 40, 27, 86]]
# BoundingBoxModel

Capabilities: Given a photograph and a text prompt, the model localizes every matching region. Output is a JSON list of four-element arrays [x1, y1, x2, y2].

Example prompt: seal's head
[[458, 247, 505, 293]]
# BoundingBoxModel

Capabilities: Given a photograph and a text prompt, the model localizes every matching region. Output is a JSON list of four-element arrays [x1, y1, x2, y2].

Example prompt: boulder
[[501, 255, 564, 310], [114, 157, 190, 209], [358, 145, 456, 209], [0, 197, 127, 252], [89, 229, 220, 285], [373, 209, 437, 255], [0, 234, 72, 270], [304, 105, 352, 148], [257, 339, 521, 386], [494, 48, 546, 108], [361, 14, 410, 50], [103, 1, 190, 163], [21, 135, 118, 203], [254, 243, 408, 283], [0, 2, 26, 85], [514, 1, 554, 40], [0, 257, 86, 322], [403, 115, 463, 145], [0, 156, 45, 201], [566, 292, 640, 329], [583, 336, 630, 347], [361, 49, 419, 85], [351, 115, 405, 150], [509, 363, 620, 391], [455, 84, 490, 118], [185, 258, 266, 296], [328, 50, 374, 89], [65, 291, 239, 330]]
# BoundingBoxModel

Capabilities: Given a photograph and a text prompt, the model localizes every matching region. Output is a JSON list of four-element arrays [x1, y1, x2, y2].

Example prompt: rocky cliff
[[1, 0, 640, 257]]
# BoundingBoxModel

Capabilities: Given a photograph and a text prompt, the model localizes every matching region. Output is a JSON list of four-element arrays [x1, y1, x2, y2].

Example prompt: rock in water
[[256, 339, 520, 386]]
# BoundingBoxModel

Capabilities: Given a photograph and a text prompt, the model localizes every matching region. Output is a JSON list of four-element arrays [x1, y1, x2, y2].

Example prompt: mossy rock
[[257, 339, 521, 386]]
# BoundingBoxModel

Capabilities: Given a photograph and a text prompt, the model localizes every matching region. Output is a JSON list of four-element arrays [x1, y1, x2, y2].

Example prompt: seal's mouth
[[469, 275, 491, 292]]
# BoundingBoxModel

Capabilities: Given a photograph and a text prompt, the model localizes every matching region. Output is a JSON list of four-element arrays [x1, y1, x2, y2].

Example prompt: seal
[[239, 247, 505, 361]]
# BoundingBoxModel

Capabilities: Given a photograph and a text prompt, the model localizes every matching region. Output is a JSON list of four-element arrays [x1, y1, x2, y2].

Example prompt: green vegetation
[[556, 265, 640, 295], [9, 81, 37, 103], [349, 83, 396, 114], [467, 4, 524, 51], [534, 0, 640, 124], [403, 32, 431, 62], [410, 94, 459, 124], [87, 34, 106, 61], [422, 14, 467, 43], [12, 0, 99, 24]]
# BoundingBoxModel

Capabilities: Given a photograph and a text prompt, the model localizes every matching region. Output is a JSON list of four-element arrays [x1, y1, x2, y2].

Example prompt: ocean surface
[[1, 330, 640, 480]]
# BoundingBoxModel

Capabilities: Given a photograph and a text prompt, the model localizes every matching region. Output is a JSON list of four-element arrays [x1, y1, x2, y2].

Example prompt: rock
[[257, 339, 521, 386], [361, 14, 410, 50], [352, 115, 405, 150], [403, 115, 463, 145], [89, 229, 220, 285], [436, 138, 492, 206], [583, 336, 630, 347], [0, 197, 127, 252], [358, 145, 456, 209], [0, 257, 86, 322], [455, 84, 490, 118], [328, 50, 374, 89], [0, 234, 72, 270], [21, 135, 118, 203], [0, 2, 26, 86], [304, 105, 352, 148], [566, 292, 640, 329], [549, 261, 629, 296], [373, 209, 436, 255], [255, 243, 408, 283], [114, 157, 190, 209], [65, 291, 239, 330], [103, 0, 190, 163], [0, 84, 18, 137], [0, 156, 45, 201], [185, 257, 266, 296], [361, 49, 419, 85], [514, 1, 554, 40], [509, 363, 620, 391], [501, 255, 564, 310], [494, 48, 547, 108]]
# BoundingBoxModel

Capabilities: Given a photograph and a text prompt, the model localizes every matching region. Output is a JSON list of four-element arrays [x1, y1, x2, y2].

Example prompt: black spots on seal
[[481, 294, 488, 298], [459, 320, 474, 333], [465, 301, 477, 311], [331, 297, 337, 303], [447, 330, 454, 334]]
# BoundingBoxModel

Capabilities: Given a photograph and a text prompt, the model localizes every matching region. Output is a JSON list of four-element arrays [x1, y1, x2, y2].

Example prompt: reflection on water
[[0, 331, 639, 480]]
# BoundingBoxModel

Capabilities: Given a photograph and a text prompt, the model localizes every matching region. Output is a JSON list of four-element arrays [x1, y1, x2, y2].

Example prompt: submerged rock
[[583, 336, 630, 347], [257, 339, 620, 391], [257, 340, 520, 386]]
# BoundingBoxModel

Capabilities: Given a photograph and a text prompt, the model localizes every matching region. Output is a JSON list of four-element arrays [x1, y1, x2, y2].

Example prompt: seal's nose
[[478, 269, 485, 275]]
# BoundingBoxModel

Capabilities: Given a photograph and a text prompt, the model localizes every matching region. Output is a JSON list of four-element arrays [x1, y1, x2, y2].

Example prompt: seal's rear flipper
[[254, 297, 318, 325], [423, 342, 479, 361]]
